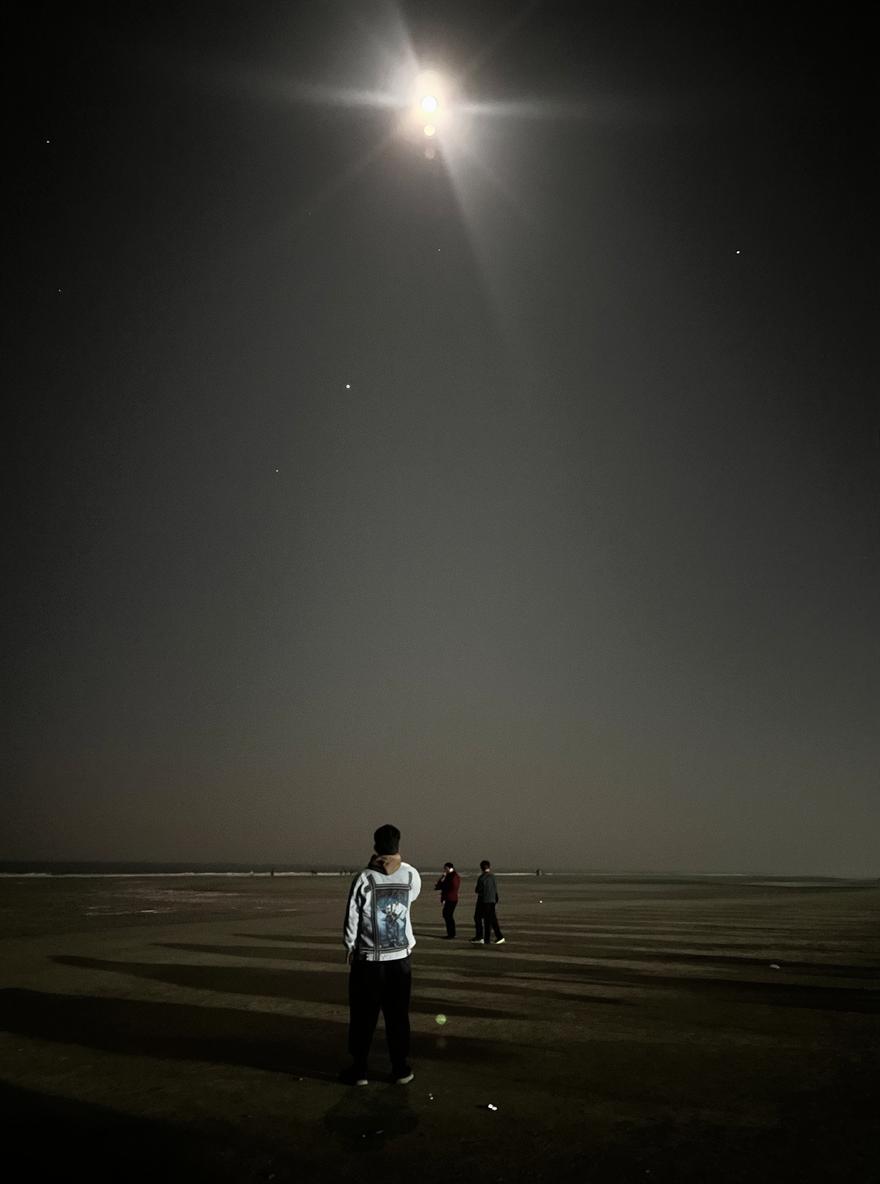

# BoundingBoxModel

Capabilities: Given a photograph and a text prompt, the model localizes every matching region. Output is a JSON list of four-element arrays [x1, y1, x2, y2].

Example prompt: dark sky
[[5, 1, 877, 873]]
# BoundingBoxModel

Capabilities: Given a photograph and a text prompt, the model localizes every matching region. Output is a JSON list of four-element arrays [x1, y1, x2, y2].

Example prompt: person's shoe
[[469, 937, 483, 944], [392, 1067, 414, 1085], [493, 937, 506, 944], [339, 1066, 368, 1086]]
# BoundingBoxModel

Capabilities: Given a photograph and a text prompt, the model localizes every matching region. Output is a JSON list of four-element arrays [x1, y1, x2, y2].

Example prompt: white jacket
[[344, 856, 421, 961]]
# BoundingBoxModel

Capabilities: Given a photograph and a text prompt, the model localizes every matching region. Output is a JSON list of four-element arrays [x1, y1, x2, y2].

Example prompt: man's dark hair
[[480, 860, 491, 871], [444, 861, 454, 870], [373, 824, 401, 855]]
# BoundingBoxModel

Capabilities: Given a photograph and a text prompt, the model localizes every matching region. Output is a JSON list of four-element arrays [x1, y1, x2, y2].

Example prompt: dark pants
[[474, 901, 503, 943], [348, 956, 412, 1072], [442, 900, 457, 937]]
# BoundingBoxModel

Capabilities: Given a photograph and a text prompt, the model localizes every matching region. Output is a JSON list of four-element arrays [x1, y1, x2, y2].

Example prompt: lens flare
[[404, 69, 452, 145]]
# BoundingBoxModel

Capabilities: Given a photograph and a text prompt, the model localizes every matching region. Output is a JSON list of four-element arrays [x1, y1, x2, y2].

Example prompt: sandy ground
[[1, 872, 878, 1182]]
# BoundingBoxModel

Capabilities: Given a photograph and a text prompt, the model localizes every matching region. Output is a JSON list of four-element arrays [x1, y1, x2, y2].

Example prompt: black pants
[[442, 900, 457, 937], [474, 901, 503, 943], [348, 956, 412, 1072]]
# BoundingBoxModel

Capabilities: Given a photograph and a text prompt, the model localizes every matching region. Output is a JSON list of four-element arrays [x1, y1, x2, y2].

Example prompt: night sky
[[6, 1, 877, 874]]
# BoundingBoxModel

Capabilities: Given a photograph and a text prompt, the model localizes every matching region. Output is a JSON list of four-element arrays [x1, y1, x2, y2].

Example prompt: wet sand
[[1, 873, 878, 1182]]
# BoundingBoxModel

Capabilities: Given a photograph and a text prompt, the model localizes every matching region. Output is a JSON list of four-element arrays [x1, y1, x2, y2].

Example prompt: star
[[345, 383, 351, 389]]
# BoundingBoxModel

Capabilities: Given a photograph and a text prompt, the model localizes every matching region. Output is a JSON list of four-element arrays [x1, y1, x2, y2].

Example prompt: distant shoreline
[[0, 862, 872, 883]]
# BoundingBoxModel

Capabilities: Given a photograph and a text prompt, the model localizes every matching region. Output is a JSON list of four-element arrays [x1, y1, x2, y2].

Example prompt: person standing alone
[[471, 859, 505, 945], [434, 861, 461, 938], [342, 824, 421, 1085]]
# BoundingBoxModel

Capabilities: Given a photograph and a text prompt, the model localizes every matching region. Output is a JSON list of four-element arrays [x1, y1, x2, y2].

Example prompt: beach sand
[[1, 872, 877, 1182]]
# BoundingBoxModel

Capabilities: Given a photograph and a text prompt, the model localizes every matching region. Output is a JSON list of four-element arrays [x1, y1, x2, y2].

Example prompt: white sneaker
[[493, 937, 506, 945], [469, 937, 483, 943]]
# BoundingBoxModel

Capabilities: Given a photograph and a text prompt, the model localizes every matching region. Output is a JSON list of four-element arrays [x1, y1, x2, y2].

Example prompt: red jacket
[[434, 869, 460, 903]]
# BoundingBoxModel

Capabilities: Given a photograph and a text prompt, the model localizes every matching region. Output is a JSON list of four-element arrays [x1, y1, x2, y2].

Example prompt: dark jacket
[[435, 869, 461, 903], [475, 871, 499, 904]]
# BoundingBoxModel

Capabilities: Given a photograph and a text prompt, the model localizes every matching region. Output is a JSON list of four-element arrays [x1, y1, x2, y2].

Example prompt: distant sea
[[0, 862, 551, 878], [0, 862, 353, 877], [0, 862, 866, 882]]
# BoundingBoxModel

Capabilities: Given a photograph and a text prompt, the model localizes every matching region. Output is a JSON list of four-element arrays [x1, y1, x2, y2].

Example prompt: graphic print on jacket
[[370, 874, 412, 954]]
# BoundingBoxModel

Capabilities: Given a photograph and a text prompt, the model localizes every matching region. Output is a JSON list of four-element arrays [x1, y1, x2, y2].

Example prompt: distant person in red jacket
[[434, 862, 461, 939]]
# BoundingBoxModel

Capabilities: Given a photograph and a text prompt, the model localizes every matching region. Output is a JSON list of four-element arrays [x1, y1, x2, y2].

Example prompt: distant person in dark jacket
[[471, 860, 505, 945], [434, 862, 461, 938]]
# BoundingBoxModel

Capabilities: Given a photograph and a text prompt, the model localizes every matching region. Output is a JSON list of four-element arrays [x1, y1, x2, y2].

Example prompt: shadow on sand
[[0, 988, 518, 1081], [0, 1076, 416, 1183], [151, 943, 633, 1008], [0, 1080, 260, 1183], [51, 954, 535, 1019]]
